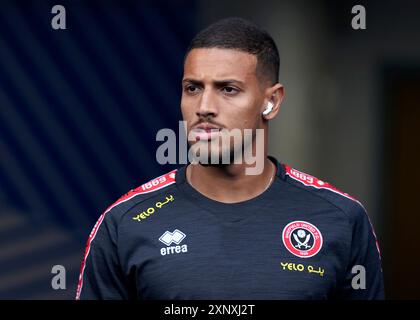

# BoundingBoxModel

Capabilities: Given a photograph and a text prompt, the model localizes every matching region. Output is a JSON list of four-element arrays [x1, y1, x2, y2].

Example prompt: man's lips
[[194, 123, 222, 131], [191, 123, 222, 141]]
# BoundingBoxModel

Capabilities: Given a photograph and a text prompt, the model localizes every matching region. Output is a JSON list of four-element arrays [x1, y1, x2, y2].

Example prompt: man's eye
[[222, 86, 239, 94], [185, 85, 199, 93]]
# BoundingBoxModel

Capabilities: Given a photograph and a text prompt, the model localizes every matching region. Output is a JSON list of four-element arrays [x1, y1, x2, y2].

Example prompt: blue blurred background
[[0, 0, 419, 299]]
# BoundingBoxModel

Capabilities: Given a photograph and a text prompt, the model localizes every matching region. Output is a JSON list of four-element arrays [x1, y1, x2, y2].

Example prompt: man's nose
[[196, 89, 218, 118]]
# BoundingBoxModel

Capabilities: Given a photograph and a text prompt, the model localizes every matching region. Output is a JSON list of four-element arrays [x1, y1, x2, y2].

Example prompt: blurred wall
[[0, 0, 197, 299]]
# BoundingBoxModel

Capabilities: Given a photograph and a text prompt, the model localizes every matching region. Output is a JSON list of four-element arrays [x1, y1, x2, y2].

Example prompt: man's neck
[[185, 157, 276, 203]]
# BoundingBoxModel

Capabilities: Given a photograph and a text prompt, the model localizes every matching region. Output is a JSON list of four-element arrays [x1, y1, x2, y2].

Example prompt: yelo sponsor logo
[[132, 194, 174, 222], [280, 262, 325, 277]]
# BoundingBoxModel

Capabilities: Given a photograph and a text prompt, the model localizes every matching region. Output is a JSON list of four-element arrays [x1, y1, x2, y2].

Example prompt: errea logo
[[159, 229, 188, 256]]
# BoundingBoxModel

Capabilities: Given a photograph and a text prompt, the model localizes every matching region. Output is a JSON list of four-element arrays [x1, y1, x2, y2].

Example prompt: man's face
[[181, 48, 266, 164]]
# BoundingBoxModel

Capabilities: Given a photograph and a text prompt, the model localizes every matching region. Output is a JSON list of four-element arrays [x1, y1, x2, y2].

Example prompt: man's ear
[[262, 83, 284, 120]]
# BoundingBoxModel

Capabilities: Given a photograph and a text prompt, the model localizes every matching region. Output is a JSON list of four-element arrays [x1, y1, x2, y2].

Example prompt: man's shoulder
[[102, 169, 178, 222], [281, 163, 381, 256], [281, 163, 366, 220]]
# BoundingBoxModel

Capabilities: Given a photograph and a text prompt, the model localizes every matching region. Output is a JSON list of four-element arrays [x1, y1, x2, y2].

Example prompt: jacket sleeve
[[76, 209, 134, 300], [334, 203, 385, 299]]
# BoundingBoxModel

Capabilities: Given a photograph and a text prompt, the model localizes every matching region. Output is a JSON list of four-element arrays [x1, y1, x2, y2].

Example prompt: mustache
[[190, 116, 225, 129]]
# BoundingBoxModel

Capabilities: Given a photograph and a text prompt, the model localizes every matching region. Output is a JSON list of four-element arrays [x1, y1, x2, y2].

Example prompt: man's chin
[[188, 147, 238, 166]]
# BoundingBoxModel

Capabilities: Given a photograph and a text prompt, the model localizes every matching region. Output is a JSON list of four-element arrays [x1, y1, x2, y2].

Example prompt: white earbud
[[262, 101, 274, 115]]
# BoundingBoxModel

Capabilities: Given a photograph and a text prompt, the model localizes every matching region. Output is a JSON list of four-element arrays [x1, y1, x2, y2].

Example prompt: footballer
[[76, 18, 384, 300]]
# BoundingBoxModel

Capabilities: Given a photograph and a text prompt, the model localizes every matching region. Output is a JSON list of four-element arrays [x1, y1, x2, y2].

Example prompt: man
[[76, 17, 384, 299]]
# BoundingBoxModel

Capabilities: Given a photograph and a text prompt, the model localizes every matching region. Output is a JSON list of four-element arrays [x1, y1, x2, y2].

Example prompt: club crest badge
[[282, 221, 323, 258]]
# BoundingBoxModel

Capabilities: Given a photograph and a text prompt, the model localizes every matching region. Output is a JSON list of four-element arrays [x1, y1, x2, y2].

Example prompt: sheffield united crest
[[282, 221, 323, 258]]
